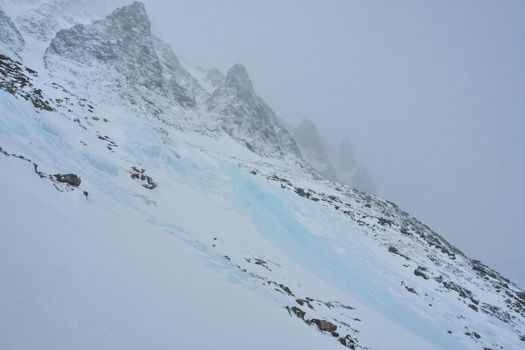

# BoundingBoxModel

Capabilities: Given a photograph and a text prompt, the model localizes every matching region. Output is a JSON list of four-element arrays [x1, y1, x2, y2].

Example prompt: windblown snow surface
[[0, 1, 524, 350]]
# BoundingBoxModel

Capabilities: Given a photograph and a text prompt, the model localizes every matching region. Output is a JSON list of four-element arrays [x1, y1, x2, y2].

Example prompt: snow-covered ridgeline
[[0, 1, 524, 349]]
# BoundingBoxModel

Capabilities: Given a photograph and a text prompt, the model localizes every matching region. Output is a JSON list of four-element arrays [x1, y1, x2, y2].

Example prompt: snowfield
[[0, 1, 524, 349]]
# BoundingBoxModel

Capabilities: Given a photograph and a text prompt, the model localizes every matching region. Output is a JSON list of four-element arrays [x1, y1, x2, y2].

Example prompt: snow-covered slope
[[1, 2, 524, 349]]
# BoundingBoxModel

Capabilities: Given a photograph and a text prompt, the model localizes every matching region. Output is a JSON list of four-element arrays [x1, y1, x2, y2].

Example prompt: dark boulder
[[309, 319, 337, 333], [54, 173, 81, 187], [339, 335, 357, 349], [290, 306, 305, 319], [414, 266, 429, 280]]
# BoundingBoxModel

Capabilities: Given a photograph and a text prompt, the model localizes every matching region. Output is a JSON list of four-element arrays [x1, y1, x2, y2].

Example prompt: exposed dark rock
[[97, 134, 118, 150], [324, 301, 354, 310], [287, 306, 305, 320], [400, 226, 411, 235], [388, 245, 399, 254], [377, 217, 393, 226], [253, 258, 271, 271], [295, 187, 310, 198], [309, 319, 337, 333], [480, 303, 512, 324], [296, 298, 314, 309], [0, 54, 54, 111], [414, 266, 429, 280], [405, 286, 417, 294], [388, 245, 410, 260], [130, 166, 156, 189], [468, 304, 478, 312], [54, 173, 81, 187], [339, 334, 357, 349], [278, 283, 294, 296], [1, 146, 85, 194], [443, 281, 474, 300]]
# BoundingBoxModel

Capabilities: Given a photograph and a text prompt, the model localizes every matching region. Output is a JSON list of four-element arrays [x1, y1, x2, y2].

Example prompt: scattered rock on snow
[[130, 166, 157, 189]]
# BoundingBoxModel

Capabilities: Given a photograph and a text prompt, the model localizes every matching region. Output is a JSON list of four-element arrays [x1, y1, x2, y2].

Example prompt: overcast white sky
[[134, 0, 525, 286]]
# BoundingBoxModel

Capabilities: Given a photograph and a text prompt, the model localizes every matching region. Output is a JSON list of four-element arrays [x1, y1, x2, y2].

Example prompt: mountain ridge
[[0, 2, 524, 349], [293, 119, 376, 193]]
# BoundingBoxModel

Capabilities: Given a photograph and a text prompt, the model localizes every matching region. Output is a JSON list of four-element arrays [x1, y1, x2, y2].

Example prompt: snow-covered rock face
[[208, 63, 301, 159], [44, 2, 205, 112], [43, 2, 298, 160], [45, 2, 165, 99], [0, 6, 23, 59], [153, 37, 209, 106]]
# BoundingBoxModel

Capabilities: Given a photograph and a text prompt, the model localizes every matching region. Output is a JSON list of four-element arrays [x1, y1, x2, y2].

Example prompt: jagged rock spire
[[207, 63, 301, 159], [224, 63, 254, 95]]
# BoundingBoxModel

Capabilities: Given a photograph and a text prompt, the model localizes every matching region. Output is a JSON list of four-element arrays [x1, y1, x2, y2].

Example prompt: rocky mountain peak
[[46, 1, 154, 66], [207, 64, 301, 158], [294, 119, 330, 162], [293, 119, 338, 181], [292, 120, 377, 194], [44, 1, 203, 109], [105, 1, 149, 35], [224, 63, 254, 94]]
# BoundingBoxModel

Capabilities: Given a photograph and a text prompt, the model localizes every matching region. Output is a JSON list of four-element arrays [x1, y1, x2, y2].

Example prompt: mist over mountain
[[293, 119, 376, 194], [1, 1, 523, 349]]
